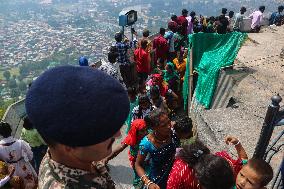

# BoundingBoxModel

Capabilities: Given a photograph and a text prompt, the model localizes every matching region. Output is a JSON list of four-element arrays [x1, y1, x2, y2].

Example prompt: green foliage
[[19, 59, 51, 78], [8, 79, 17, 88], [0, 97, 4, 107], [17, 75, 24, 81], [10, 88, 21, 98], [3, 70, 11, 80], [18, 81, 27, 92], [0, 99, 15, 120]]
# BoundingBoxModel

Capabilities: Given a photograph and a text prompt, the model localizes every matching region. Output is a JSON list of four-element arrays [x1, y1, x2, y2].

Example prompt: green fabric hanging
[[183, 32, 247, 109]]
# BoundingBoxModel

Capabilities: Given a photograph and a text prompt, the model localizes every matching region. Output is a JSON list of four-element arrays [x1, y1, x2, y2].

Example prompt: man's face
[[236, 165, 263, 189], [70, 130, 121, 163]]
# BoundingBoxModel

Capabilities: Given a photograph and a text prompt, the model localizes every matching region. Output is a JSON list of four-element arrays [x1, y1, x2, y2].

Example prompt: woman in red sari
[[167, 140, 235, 189]]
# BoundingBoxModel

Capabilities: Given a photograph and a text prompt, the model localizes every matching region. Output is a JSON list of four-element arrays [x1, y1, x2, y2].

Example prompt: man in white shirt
[[98, 46, 126, 89], [233, 7, 247, 31], [186, 11, 196, 35]]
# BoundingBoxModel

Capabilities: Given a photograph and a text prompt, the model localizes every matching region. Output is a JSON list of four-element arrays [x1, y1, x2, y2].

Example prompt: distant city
[[0, 0, 282, 112]]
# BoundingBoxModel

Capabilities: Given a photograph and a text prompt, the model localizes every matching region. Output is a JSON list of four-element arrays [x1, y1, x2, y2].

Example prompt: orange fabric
[[173, 58, 186, 73]]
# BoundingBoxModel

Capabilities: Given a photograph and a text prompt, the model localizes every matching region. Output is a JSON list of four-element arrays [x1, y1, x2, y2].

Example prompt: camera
[[119, 10, 138, 27]]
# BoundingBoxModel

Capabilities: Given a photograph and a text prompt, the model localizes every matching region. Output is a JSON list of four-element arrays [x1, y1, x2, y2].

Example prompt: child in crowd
[[125, 87, 138, 133], [234, 159, 273, 189], [102, 119, 149, 188], [216, 136, 248, 180], [149, 85, 169, 114], [223, 136, 273, 189], [162, 62, 179, 93], [131, 94, 154, 122], [173, 116, 194, 145], [173, 116, 194, 158], [165, 89, 179, 117]]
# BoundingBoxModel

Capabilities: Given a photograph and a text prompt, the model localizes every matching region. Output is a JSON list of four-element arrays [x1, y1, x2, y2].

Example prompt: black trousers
[[120, 63, 136, 87]]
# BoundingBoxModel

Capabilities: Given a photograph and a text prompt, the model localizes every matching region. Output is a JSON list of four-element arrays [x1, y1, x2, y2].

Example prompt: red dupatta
[[123, 119, 146, 147]]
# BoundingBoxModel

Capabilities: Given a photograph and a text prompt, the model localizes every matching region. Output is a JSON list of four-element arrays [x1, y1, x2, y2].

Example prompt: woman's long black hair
[[177, 140, 234, 189]]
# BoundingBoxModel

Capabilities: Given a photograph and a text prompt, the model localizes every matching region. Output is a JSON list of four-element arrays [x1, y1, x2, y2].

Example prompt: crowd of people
[[0, 5, 283, 189]]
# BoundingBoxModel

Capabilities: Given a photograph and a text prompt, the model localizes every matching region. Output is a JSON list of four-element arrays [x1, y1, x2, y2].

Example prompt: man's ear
[[64, 145, 74, 152], [52, 143, 73, 153]]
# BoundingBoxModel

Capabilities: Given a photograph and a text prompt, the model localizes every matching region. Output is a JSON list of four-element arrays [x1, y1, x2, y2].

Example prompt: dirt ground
[[194, 25, 284, 183]]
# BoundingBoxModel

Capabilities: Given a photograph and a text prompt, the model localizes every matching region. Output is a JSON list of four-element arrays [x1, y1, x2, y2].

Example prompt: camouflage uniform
[[38, 151, 115, 189]]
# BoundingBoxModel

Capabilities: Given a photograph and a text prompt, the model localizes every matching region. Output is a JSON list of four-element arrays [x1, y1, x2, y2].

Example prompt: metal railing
[[1, 99, 26, 139], [253, 95, 284, 189]]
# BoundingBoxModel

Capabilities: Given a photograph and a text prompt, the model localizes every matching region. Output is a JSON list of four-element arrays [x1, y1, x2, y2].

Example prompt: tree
[[18, 81, 27, 92], [0, 97, 4, 107], [17, 75, 24, 81], [19, 65, 29, 77], [3, 70, 11, 80], [7, 79, 17, 89], [10, 88, 21, 98]]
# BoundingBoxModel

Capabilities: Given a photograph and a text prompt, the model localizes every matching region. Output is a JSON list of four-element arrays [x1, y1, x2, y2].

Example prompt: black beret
[[25, 66, 130, 147]]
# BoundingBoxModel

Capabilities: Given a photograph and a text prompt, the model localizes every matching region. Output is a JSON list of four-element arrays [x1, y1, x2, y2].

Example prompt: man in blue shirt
[[269, 6, 284, 26], [165, 22, 176, 62]]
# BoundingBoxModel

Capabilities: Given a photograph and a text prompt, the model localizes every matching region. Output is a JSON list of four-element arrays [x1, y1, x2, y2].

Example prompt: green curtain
[[183, 32, 247, 109]]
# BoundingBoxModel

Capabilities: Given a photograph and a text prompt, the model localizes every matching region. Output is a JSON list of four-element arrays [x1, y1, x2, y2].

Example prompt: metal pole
[[253, 95, 282, 159], [121, 26, 124, 37], [188, 47, 193, 114], [131, 25, 134, 43]]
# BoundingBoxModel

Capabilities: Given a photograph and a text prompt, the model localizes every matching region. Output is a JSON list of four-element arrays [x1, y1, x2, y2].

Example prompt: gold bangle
[[140, 174, 147, 180], [145, 179, 151, 185], [146, 181, 154, 189]]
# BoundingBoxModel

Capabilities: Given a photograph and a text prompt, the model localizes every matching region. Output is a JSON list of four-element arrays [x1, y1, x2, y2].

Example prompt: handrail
[[1, 98, 26, 139]]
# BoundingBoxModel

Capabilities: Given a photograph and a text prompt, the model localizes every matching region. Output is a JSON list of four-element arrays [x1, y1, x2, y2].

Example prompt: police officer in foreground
[[25, 66, 130, 189]]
